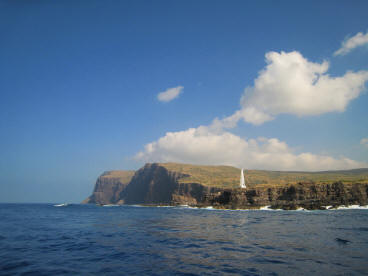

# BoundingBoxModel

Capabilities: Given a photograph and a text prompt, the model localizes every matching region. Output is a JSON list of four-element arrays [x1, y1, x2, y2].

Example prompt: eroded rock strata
[[201, 182, 368, 210], [83, 163, 368, 210], [82, 170, 135, 205], [120, 163, 221, 205]]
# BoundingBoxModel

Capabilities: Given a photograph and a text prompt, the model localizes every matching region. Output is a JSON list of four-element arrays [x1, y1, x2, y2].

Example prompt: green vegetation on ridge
[[159, 163, 368, 188], [101, 170, 135, 184], [159, 163, 240, 188]]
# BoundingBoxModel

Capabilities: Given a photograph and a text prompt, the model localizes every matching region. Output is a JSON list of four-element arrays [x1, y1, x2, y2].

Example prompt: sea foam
[[54, 203, 68, 207]]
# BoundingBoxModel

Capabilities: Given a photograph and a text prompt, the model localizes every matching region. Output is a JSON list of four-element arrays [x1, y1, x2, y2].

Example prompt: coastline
[[88, 202, 368, 211], [83, 163, 368, 210]]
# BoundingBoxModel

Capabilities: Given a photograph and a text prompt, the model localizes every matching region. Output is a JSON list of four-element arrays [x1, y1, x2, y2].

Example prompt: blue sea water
[[0, 204, 368, 275]]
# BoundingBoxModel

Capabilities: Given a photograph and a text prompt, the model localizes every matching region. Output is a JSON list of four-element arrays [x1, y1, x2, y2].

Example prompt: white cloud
[[361, 138, 368, 148], [135, 49, 368, 171], [213, 51, 368, 127], [157, 86, 183, 102], [135, 127, 367, 171], [334, 31, 368, 56]]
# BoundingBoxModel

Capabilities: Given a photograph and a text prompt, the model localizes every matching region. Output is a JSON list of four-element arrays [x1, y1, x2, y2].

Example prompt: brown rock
[[82, 170, 134, 205]]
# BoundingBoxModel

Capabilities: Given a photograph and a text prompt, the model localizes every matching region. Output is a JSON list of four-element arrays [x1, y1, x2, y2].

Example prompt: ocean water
[[1, 204, 368, 275]]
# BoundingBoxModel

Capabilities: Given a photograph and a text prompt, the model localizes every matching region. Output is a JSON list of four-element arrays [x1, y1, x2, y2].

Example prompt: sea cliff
[[201, 182, 368, 210], [83, 163, 368, 210], [120, 163, 221, 205], [82, 170, 135, 205]]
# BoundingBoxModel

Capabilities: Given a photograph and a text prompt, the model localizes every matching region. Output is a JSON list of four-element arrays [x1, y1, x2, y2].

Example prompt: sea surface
[[1, 204, 368, 275]]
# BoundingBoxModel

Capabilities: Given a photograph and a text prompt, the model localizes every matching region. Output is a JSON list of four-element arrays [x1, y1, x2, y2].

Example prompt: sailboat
[[240, 169, 246, 189]]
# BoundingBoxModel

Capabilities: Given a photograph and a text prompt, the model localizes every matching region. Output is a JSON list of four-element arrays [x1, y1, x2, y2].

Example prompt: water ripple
[[0, 204, 368, 275]]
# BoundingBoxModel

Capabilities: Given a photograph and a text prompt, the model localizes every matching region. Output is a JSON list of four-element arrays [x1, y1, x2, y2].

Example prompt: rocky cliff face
[[120, 163, 220, 205], [84, 163, 368, 209], [201, 182, 368, 210], [82, 170, 135, 205]]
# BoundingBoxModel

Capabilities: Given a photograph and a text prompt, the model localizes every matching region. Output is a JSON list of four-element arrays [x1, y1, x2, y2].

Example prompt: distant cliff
[[119, 163, 221, 205], [82, 170, 135, 205], [83, 163, 368, 209]]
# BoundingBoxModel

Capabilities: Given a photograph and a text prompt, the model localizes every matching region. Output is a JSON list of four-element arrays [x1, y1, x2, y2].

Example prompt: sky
[[0, 0, 367, 203]]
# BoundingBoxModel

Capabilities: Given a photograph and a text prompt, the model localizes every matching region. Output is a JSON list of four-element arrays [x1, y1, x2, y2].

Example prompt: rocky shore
[[199, 182, 368, 210], [83, 163, 368, 210]]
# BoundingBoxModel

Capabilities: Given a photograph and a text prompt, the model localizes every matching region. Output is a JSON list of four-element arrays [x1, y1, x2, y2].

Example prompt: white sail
[[240, 169, 246, 188]]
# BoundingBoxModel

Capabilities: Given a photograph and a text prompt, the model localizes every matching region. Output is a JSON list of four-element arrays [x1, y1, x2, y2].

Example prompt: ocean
[[0, 204, 368, 275]]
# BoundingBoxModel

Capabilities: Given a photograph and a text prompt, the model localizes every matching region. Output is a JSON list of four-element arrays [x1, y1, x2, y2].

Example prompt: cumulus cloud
[[334, 31, 368, 56], [361, 138, 368, 148], [157, 86, 183, 102], [135, 49, 368, 171], [213, 51, 368, 127], [135, 127, 367, 171]]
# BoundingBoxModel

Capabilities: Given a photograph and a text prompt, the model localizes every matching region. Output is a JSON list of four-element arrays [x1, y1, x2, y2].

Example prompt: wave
[[130, 204, 153, 208], [321, 205, 368, 210], [258, 205, 368, 211], [260, 206, 274, 211], [54, 203, 68, 207], [176, 205, 368, 212], [335, 205, 368, 210], [123, 204, 368, 211]]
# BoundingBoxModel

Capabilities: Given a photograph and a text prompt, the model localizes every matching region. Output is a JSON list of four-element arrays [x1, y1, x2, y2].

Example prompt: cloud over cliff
[[136, 48, 368, 171], [135, 127, 367, 171]]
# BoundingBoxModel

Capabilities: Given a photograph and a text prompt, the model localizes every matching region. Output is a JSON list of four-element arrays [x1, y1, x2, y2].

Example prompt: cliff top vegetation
[[101, 170, 135, 184], [158, 163, 368, 188]]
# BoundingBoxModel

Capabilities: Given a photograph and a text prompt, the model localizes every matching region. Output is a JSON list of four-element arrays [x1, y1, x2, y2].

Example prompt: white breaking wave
[[260, 205, 272, 210], [335, 205, 368, 210], [54, 203, 68, 207], [321, 205, 368, 210], [123, 204, 368, 211], [259, 206, 283, 211], [178, 205, 368, 211]]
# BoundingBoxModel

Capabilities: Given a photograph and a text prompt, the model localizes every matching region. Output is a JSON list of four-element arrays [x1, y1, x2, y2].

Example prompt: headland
[[83, 163, 368, 210]]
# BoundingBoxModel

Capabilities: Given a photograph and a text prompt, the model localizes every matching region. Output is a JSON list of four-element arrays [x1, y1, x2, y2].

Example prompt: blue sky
[[0, 0, 367, 203]]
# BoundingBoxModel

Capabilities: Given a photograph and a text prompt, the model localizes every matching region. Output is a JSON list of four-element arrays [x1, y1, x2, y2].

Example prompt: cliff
[[83, 163, 368, 209], [120, 163, 221, 205], [201, 182, 368, 210], [82, 170, 135, 204]]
